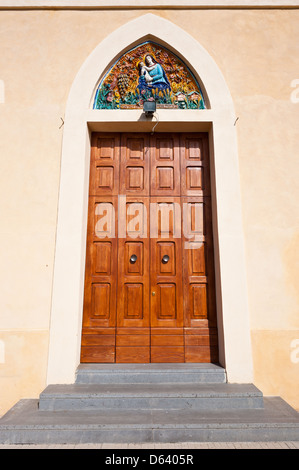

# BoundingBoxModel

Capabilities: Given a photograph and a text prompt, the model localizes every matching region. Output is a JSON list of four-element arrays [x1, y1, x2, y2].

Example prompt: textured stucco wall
[[0, 8, 298, 414]]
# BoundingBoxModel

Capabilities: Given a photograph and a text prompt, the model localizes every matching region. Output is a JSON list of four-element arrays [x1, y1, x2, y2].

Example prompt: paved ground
[[0, 441, 299, 449]]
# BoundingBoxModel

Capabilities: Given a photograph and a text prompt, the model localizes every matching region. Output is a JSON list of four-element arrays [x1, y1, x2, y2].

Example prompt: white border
[[1, 1, 299, 8], [47, 13, 253, 385]]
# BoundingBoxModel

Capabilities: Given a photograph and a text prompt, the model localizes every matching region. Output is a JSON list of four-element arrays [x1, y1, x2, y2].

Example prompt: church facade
[[0, 1, 299, 416]]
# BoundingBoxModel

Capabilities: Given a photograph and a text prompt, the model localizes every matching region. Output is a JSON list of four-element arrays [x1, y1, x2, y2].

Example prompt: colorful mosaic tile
[[93, 42, 206, 110]]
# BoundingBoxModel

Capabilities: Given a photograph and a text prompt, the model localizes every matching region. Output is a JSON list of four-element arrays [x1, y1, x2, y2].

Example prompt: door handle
[[162, 255, 169, 264], [130, 254, 137, 264]]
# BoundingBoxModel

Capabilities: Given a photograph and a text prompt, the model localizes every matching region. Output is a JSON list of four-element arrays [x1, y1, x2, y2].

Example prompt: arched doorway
[[81, 41, 218, 364], [47, 14, 253, 384], [81, 131, 218, 364]]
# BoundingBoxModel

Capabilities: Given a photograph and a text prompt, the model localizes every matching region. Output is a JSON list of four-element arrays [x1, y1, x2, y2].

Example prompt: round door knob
[[162, 255, 170, 264], [130, 254, 137, 264]]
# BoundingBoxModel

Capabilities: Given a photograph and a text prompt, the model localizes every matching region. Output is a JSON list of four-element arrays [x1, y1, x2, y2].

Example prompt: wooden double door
[[81, 132, 218, 363]]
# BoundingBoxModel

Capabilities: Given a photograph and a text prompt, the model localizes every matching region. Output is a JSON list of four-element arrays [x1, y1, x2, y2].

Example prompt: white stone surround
[[46, 13, 254, 385]]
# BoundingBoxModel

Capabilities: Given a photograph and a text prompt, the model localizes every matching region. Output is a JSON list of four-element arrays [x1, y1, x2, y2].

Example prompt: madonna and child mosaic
[[93, 42, 206, 110]]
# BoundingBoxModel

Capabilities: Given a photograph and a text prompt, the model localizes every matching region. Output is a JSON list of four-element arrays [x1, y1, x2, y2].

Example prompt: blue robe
[[138, 62, 171, 95]]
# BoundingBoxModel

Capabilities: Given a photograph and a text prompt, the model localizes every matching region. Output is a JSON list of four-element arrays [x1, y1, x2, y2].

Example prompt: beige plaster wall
[[0, 8, 298, 414]]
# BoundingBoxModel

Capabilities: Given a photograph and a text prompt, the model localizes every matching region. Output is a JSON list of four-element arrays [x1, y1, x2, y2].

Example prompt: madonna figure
[[137, 54, 171, 95]]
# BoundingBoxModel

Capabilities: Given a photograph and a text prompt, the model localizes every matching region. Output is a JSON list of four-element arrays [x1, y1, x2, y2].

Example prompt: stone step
[[1, 397, 299, 444], [38, 383, 264, 411], [75, 363, 227, 385]]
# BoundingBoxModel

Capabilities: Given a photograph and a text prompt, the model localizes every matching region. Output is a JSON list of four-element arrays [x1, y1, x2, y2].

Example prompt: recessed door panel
[[94, 242, 112, 275], [126, 167, 144, 191], [96, 136, 116, 160], [180, 134, 210, 197], [81, 194, 118, 363], [120, 134, 149, 196], [90, 134, 120, 196], [95, 166, 114, 191], [125, 242, 143, 275], [92, 283, 111, 318], [190, 284, 208, 319], [157, 242, 176, 275], [117, 196, 150, 361], [150, 197, 183, 334], [150, 134, 180, 196], [157, 284, 176, 319], [124, 284, 144, 319]]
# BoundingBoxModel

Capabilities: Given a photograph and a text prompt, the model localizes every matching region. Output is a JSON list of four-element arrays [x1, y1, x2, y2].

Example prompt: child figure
[[138, 61, 153, 83]]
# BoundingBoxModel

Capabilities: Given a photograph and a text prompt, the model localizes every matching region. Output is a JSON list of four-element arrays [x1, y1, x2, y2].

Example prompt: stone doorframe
[[46, 14, 253, 384]]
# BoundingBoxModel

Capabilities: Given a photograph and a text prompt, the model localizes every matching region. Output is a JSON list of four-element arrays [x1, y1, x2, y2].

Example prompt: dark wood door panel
[[81, 193, 119, 362], [150, 197, 183, 328], [117, 197, 150, 362], [90, 133, 120, 196], [150, 133, 181, 196], [81, 132, 218, 364], [180, 133, 211, 197], [120, 133, 150, 196]]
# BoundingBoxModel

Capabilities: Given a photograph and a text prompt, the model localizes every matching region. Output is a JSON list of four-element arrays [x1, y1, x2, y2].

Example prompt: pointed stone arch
[[47, 14, 253, 385], [92, 40, 207, 110]]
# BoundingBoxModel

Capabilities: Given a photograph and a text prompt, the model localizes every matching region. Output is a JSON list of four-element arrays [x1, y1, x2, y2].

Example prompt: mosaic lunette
[[94, 42, 205, 110]]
